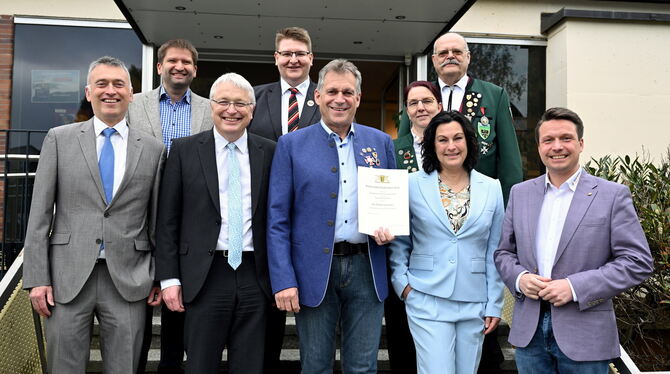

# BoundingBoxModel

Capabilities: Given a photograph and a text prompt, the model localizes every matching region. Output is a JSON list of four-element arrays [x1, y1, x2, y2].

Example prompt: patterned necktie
[[226, 142, 243, 270], [99, 127, 116, 205], [447, 86, 455, 111], [287, 87, 300, 132]]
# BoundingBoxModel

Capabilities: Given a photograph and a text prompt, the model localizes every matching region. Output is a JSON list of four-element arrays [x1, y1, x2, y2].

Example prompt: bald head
[[432, 32, 471, 85]]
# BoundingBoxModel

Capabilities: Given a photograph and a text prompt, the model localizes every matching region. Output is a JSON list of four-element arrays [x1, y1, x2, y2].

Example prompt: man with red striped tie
[[249, 27, 321, 142]]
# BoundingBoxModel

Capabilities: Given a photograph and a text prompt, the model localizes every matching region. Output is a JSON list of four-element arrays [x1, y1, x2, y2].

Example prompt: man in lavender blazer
[[494, 107, 653, 373]]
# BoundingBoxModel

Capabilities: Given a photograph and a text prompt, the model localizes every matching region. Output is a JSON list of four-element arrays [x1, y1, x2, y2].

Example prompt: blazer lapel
[[299, 81, 319, 128], [248, 136, 265, 216], [418, 171, 455, 235], [526, 177, 545, 269], [553, 172, 598, 265], [78, 119, 107, 203], [146, 88, 162, 139], [266, 83, 283, 139], [458, 171, 487, 233], [112, 127, 143, 205], [197, 132, 221, 212]]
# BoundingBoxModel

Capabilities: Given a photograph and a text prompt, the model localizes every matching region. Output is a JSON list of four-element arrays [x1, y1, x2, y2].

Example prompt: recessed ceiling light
[[213, 35, 223, 39], [175, 6, 186, 10], [353, 41, 363, 45], [395, 15, 406, 20]]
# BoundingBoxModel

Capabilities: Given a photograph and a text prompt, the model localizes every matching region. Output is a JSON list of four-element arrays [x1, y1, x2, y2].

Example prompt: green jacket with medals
[[397, 78, 522, 204], [393, 132, 420, 172]]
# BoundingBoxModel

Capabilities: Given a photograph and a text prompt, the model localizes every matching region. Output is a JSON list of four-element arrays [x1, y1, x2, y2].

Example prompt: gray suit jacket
[[494, 171, 653, 361], [127, 87, 213, 140], [23, 119, 165, 303]]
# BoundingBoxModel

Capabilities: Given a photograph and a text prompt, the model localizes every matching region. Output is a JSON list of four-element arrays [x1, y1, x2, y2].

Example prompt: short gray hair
[[86, 56, 132, 88], [317, 59, 362, 94], [209, 72, 256, 105]]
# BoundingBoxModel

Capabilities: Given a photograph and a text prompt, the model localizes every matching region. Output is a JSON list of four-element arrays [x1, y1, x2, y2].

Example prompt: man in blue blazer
[[267, 59, 396, 373], [494, 108, 653, 373]]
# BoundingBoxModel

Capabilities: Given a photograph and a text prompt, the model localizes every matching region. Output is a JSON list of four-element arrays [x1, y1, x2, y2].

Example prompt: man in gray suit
[[127, 38, 213, 374], [494, 107, 653, 373], [23, 56, 165, 374]]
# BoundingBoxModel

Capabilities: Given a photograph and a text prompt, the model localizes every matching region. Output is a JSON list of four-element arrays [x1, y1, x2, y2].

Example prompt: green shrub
[[585, 148, 670, 371]]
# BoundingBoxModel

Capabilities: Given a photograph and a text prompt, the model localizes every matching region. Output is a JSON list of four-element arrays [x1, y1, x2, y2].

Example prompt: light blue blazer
[[389, 169, 505, 317]]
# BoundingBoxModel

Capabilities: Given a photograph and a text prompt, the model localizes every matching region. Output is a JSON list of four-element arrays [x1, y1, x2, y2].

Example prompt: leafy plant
[[585, 148, 670, 371]]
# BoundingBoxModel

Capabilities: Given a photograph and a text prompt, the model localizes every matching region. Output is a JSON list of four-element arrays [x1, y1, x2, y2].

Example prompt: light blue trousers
[[405, 289, 485, 374]]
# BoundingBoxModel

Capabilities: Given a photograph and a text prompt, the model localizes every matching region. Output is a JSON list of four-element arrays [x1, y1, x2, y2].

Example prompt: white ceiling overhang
[[114, 0, 474, 62]]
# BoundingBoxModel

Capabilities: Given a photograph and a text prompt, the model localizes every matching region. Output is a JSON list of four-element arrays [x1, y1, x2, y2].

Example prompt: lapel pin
[[307, 100, 315, 107], [587, 192, 592, 196]]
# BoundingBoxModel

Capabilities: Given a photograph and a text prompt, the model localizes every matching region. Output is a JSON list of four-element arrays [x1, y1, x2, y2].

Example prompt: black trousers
[[184, 252, 269, 374]]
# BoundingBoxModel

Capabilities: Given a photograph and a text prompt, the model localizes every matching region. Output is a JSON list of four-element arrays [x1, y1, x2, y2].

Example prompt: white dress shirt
[[410, 127, 424, 172], [437, 74, 469, 112], [161, 129, 255, 290], [280, 78, 311, 134], [213, 129, 254, 253], [94, 117, 128, 258], [515, 168, 581, 301]]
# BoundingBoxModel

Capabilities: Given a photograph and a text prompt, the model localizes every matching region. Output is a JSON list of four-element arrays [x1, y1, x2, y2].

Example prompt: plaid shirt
[[159, 86, 192, 153]]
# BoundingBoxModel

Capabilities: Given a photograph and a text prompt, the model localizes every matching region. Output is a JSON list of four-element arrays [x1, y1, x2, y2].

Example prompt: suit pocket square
[[134, 240, 151, 251], [49, 232, 70, 245]]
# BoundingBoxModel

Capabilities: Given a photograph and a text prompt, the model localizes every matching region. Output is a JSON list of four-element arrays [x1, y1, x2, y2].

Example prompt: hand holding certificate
[[357, 167, 409, 236]]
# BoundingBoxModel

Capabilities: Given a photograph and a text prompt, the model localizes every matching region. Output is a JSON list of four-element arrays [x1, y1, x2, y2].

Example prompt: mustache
[[440, 58, 460, 67]]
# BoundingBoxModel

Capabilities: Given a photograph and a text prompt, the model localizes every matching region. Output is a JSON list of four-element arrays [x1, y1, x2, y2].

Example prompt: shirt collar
[[93, 116, 128, 139], [280, 78, 310, 95], [410, 127, 423, 145], [438, 74, 469, 92], [544, 167, 582, 192], [320, 121, 355, 141], [213, 127, 248, 154], [159, 85, 192, 104]]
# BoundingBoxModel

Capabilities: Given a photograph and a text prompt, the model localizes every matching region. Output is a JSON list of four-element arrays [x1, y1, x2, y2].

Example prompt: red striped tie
[[287, 87, 300, 132]]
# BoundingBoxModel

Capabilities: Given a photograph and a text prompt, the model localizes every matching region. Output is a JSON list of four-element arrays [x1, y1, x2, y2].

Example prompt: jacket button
[[331, 167, 338, 173], [330, 192, 337, 198], [104, 212, 110, 218], [327, 220, 334, 227], [329, 142, 335, 148], [95, 238, 102, 244], [323, 248, 330, 254], [208, 249, 214, 255]]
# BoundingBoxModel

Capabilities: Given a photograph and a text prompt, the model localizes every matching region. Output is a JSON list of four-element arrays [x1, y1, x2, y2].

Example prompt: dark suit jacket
[[248, 81, 321, 141], [155, 130, 276, 302]]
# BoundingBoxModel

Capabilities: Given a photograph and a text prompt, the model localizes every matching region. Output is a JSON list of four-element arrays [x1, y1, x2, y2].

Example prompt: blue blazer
[[267, 123, 396, 307], [389, 169, 505, 317]]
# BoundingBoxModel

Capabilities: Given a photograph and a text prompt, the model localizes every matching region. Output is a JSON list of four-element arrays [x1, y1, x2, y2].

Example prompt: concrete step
[[88, 313, 518, 373]]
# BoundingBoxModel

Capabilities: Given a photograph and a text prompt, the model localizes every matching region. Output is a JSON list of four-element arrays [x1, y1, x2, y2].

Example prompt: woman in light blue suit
[[389, 111, 505, 374]]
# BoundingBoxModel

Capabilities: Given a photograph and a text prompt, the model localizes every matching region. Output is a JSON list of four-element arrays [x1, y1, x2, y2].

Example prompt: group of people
[[22, 26, 653, 374]]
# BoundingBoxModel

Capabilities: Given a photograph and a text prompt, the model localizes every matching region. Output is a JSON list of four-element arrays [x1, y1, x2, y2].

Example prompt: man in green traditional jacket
[[397, 32, 522, 204]]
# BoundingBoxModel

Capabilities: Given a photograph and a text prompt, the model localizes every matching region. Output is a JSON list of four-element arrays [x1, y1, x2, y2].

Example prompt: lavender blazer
[[494, 171, 653, 361]]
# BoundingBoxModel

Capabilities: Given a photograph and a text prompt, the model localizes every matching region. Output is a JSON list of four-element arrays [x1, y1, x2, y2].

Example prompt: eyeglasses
[[210, 99, 253, 110], [407, 98, 437, 108], [434, 48, 468, 59], [276, 51, 311, 58]]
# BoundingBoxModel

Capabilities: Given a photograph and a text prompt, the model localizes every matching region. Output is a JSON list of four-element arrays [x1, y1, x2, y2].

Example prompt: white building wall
[[0, 0, 124, 20]]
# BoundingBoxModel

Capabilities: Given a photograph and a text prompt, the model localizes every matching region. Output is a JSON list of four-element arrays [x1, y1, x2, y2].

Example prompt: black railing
[[0, 129, 47, 278]]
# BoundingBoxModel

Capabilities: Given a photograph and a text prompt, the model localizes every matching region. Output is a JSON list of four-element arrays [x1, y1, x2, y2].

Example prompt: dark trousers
[[184, 252, 269, 374], [264, 307, 289, 373]]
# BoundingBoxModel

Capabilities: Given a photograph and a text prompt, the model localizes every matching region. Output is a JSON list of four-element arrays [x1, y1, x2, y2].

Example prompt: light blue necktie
[[99, 127, 116, 205], [226, 142, 243, 270]]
